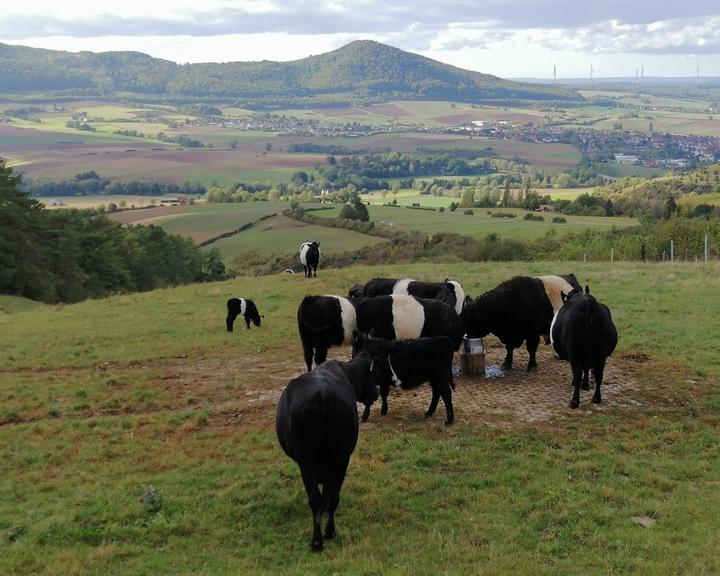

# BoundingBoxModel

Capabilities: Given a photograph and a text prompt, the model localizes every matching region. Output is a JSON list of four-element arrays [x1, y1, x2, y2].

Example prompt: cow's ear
[[561, 290, 568, 303], [369, 328, 376, 337], [585, 285, 590, 294]]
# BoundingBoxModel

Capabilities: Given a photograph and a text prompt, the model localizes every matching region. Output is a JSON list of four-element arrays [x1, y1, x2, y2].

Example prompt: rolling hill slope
[[0, 40, 580, 107]]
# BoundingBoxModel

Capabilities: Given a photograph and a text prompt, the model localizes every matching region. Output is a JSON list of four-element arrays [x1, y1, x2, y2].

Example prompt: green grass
[[0, 295, 46, 315], [0, 263, 719, 574], [317, 204, 637, 240], [208, 215, 384, 260]]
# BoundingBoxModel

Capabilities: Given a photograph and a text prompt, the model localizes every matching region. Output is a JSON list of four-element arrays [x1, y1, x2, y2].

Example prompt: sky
[[1, 1, 719, 78]]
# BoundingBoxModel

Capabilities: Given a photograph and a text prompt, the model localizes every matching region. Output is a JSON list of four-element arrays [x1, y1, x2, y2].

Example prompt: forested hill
[[0, 40, 580, 107]]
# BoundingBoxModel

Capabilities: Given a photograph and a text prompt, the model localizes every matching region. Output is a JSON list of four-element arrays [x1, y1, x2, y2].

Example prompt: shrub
[[524, 213, 545, 221], [552, 216, 568, 223], [463, 209, 474, 215], [140, 485, 164, 515], [438, 206, 445, 213]]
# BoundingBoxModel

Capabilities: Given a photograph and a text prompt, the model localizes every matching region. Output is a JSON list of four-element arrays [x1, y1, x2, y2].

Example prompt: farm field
[[318, 205, 637, 240], [107, 202, 293, 243], [0, 262, 718, 574], [39, 194, 182, 209], [366, 188, 595, 207], [208, 214, 384, 260]]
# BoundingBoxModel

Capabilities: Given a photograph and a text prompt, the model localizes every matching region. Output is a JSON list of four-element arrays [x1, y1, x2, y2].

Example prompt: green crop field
[[207, 214, 384, 260], [317, 204, 637, 240], [108, 202, 294, 243], [0, 262, 718, 575], [365, 188, 595, 207]]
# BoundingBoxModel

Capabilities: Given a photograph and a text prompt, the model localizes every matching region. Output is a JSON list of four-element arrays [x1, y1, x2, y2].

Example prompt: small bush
[[489, 212, 517, 219], [140, 485, 164, 515], [438, 206, 445, 213], [523, 213, 545, 222], [463, 209, 474, 215], [552, 216, 567, 223]]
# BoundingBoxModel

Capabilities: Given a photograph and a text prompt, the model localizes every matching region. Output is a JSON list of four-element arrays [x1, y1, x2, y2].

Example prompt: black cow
[[300, 241, 321, 278], [348, 278, 466, 315], [353, 331, 456, 425], [297, 294, 464, 372], [226, 298, 262, 332], [275, 354, 378, 551], [461, 276, 554, 371], [551, 287, 618, 408]]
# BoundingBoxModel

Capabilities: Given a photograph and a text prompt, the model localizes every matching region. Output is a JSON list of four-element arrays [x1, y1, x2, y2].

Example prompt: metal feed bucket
[[460, 337, 486, 376]]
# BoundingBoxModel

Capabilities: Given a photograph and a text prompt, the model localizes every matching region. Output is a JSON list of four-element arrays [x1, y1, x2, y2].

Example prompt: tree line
[[0, 162, 224, 303]]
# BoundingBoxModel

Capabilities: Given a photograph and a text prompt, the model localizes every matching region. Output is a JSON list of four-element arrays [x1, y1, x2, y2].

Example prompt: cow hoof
[[380, 409, 388, 416], [569, 400, 580, 409], [526, 364, 537, 372], [424, 411, 434, 419], [310, 540, 324, 552], [445, 419, 454, 426], [501, 363, 512, 370], [592, 396, 602, 404], [324, 529, 336, 540], [582, 383, 590, 390]]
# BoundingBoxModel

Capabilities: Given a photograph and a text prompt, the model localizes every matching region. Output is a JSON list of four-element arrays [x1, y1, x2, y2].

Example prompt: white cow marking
[[447, 280, 465, 315], [549, 310, 559, 346], [391, 294, 425, 340], [537, 275, 574, 312], [239, 298, 247, 316], [325, 295, 357, 344], [299, 243, 310, 265], [393, 278, 415, 296]]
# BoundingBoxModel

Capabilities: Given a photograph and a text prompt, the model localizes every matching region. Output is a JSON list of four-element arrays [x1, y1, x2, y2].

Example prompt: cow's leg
[[425, 386, 441, 419], [314, 345, 328, 367], [303, 264, 308, 278], [380, 383, 389, 415], [581, 370, 590, 390], [501, 345, 514, 370], [526, 334, 540, 372], [437, 378, 454, 425], [313, 265, 317, 278], [569, 360, 583, 409], [302, 341, 314, 372], [245, 316, 251, 330], [323, 463, 348, 541], [300, 467, 324, 551], [592, 363, 604, 404]]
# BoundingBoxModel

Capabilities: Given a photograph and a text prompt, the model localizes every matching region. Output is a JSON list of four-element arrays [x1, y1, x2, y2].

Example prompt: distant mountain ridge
[[0, 40, 579, 108]]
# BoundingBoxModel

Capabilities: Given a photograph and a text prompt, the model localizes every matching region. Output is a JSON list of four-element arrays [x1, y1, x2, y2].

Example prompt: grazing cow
[[300, 241, 321, 278], [461, 276, 553, 371], [551, 287, 618, 408], [347, 278, 466, 315], [353, 331, 456, 425], [226, 298, 262, 332], [275, 354, 378, 551], [297, 294, 464, 372]]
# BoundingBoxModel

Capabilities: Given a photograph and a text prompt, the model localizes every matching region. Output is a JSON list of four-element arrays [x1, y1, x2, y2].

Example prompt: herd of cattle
[[226, 242, 619, 550]]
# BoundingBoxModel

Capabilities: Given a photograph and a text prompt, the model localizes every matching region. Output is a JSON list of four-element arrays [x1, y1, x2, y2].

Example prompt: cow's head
[[351, 329, 388, 358], [349, 351, 380, 421], [348, 284, 364, 298], [459, 297, 493, 338]]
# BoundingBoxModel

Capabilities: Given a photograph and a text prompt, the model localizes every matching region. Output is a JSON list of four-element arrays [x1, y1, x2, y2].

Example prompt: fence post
[[611, 248, 614, 263], [670, 240, 674, 262], [583, 253, 587, 263], [705, 234, 709, 262]]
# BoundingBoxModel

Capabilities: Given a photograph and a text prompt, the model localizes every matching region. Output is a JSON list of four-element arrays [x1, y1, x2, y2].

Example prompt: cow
[[226, 298, 262, 332], [551, 286, 618, 408], [347, 278, 466, 315], [275, 354, 378, 551], [461, 276, 553, 371], [353, 331, 456, 425], [297, 294, 464, 372], [300, 241, 321, 278]]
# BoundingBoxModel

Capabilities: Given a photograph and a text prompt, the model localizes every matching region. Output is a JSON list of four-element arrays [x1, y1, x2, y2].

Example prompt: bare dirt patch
[[128, 336, 648, 431]]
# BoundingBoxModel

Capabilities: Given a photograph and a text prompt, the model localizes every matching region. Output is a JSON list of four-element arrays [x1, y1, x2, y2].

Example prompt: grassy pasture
[[0, 262, 718, 575], [208, 214, 384, 260], [39, 194, 180, 210], [318, 204, 637, 240], [365, 188, 595, 207]]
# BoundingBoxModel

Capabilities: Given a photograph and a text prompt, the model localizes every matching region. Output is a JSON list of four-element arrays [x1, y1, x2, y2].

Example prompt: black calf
[[353, 331, 456, 425]]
